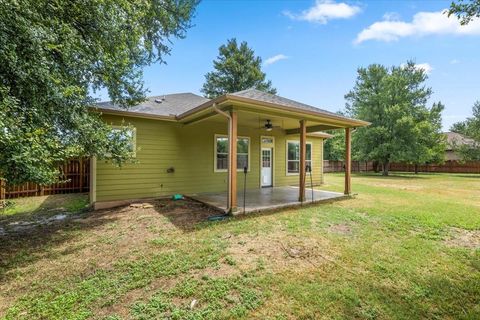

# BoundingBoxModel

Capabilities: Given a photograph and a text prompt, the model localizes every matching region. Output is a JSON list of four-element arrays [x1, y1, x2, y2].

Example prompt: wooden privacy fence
[[323, 160, 480, 174], [389, 161, 480, 174], [0, 158, 90, 199], [323, 160, 374, 173]]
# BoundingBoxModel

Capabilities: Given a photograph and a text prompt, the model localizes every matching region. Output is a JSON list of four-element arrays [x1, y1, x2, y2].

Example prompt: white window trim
[[214, 134, 251, 173], [260, 135, 275, 147], [110, 125, 137, 158], [285, 140, 313, 176]]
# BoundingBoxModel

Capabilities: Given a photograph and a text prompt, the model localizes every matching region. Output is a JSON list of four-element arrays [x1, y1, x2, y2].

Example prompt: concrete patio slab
[[189, 186, 349, 214]]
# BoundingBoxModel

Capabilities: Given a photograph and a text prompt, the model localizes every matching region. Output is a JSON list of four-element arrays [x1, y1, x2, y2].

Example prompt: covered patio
[[190, 186, 348, 214], [178, 89, 369, 214]]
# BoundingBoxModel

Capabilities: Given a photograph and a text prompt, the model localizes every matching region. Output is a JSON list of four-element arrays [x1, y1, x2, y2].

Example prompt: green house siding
[[96, 115, 325, 202]]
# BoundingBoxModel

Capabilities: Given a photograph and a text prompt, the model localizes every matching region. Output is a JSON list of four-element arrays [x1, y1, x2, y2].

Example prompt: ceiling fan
[[261, 119, 281, 131]]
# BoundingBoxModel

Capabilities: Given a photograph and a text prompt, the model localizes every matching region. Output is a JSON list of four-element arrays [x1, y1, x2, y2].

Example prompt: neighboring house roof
[[96, 93, 209, 118], [96, 88, 368, 128], [444, 132, 475, 151]]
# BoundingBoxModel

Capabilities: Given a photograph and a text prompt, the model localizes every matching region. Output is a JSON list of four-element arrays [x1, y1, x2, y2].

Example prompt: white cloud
[[401, 62, 434, 75], [450, 59, 460, 64], [264, 54, 289, 66], [284, 0, 361, 24], [355, 10, 480, 44], [414, 63, 433, 74]]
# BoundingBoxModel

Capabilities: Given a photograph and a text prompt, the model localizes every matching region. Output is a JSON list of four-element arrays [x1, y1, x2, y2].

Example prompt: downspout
[[213, 103, 232, 213]]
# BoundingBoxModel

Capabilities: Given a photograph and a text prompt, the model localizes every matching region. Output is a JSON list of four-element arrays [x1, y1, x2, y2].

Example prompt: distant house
[[444, 132, 475, 161]]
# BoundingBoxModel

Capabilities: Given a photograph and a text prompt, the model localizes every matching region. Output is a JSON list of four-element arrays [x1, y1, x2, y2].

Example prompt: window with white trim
[[287, 141, 312, 174], [215, 135, 250, 171]]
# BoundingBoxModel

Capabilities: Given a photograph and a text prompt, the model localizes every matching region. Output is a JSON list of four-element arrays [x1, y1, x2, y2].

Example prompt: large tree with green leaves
[[448, 0, 480, 25], [201, 38, 276, 98], [323, 130, 345, 161], [450, 101, 480, 161], [345, 61, 445, 176], [0, 0, 197, 185]]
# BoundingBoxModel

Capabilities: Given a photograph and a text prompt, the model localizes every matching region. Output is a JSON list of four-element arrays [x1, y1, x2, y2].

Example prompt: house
[[91, 89, 369, 213], [444, 131, 475, 161]]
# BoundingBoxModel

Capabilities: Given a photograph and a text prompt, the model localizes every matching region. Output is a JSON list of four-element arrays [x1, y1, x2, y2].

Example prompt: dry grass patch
[[226, 231, 335, 272], [444, 227, 480, 249]]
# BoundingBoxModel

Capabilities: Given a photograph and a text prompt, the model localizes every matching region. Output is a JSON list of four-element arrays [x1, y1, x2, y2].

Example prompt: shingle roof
[[96, 93, 209, 117], [96, 88, 367, 127], [444, 132, 475, 150], [230, 88, 340, 117]]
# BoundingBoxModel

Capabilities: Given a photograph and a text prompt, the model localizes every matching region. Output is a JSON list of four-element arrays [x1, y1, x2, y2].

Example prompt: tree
[[201, 39, 276, 98], [345, 61, 444, 176], [323, 112, 346, 161], [450, 101, 480, 161], [323, 130, 345, 161], [0, 0, 198, 185], [448, 0, 480, 25], [404, 102, 446, 173]]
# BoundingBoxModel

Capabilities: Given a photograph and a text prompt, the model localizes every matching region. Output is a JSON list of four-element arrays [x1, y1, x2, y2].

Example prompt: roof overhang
[[93, 107, 177, 122], [94, 94, 370, 129], [176, 94, 369, 129]]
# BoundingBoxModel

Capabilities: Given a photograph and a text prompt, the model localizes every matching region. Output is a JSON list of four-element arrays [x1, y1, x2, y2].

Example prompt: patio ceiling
[[180, 103, 353, 133]]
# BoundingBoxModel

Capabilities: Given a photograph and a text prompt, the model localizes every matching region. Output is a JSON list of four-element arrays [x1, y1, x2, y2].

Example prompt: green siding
[[96, 115, 325, 202]]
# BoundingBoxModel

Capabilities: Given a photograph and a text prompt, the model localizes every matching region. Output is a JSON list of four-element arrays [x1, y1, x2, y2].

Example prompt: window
[[215, 135, 250, 172], [108, 126, 136, 157], [237, 137, 249, 170], [287, 141, 312, 174], [261, 137, 274, 144]]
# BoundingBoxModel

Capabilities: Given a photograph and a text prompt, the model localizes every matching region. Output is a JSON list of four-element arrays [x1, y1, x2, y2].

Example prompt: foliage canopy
[[0, 0, 197, 184], [450, 101, 480, 161], [201, 38, 276, 98], [448, 0, 480, 25], [345, 61, 445, 175]]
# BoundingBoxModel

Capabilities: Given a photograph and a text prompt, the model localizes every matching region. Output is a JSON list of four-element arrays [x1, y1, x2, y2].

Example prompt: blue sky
[[97, 0, 480, 130]]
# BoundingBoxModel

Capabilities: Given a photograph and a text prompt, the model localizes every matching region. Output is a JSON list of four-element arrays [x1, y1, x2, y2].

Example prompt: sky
[[96, 0, 480, 130]]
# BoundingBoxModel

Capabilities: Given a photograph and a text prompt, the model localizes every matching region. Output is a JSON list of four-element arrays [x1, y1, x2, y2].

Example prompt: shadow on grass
[[0, 195, 347, 282], [0, 209, 120, 281]]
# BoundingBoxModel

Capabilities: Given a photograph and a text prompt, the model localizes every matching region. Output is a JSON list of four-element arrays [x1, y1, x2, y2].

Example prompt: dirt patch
[[0, 198, 219, 315], [327, 223, 354, 235], [226, 231, 335, 272], [444, 227, 480, 249]]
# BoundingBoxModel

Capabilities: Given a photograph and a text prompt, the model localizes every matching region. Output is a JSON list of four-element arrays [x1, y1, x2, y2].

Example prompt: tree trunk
[[414, 164, 418, 174], [373, 161, 379, 173], [382, 161, 390, 176]]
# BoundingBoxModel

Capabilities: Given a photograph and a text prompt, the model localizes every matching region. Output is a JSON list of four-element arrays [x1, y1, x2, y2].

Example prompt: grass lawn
[[0, 173, 479, 319], [0, 193, 89, 221]]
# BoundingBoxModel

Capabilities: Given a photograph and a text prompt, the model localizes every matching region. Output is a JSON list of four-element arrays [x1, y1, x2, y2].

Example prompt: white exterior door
[[261, 148, 273, 187]]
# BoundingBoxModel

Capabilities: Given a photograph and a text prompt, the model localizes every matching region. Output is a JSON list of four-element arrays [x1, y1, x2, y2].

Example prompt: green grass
[[1, 173, 479, 319], [0, 193, 89, 221]]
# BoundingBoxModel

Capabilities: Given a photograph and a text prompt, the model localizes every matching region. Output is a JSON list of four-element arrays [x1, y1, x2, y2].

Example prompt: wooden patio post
[[299, 120, 306, 202], [344, 127, 352, 195], [229, 111, 238, 212]]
